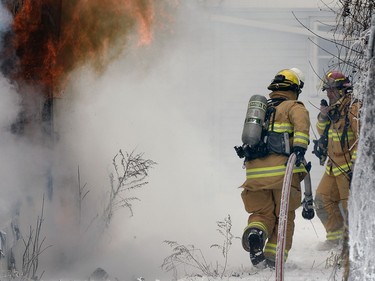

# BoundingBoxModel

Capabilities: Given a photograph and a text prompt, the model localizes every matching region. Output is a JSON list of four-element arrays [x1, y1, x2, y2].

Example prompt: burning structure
[[1, 0, 153, 136], [0, 0, 160, 278]]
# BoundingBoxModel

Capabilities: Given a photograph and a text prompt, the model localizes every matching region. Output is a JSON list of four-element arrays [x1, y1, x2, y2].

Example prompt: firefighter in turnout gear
[[238, 69, 310, 268], [314, 70, 361, 250]]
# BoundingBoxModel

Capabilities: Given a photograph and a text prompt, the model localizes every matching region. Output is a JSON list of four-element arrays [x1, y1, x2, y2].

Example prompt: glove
[[293, 146, 306, 167], [347, 162, 355, 183], [301, 194, 315, 220], [312, 136, 328, 166], [347, 170, 353, 183], [234, 145, 245, 159]]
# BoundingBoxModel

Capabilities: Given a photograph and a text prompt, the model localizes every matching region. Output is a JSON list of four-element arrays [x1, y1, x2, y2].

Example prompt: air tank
[[241, 95, 268, 146]]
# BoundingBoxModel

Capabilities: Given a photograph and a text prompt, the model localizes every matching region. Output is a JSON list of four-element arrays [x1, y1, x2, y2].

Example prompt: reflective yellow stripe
[[264, 243, 288, 260], [264, 243, 277, 255], [326, 162, 352, 176], [352, 150, 357, 160], [327, 72, 345, 80], [327, 230, 343, 241], [317, 121, 329, 130], [329, 130, 355, 141], [294, 131, 310, 146], [245, 222, 268, 237], [247, 165, 306, 179], [268, 122, 293, 133], [267, 123, 309, 147]]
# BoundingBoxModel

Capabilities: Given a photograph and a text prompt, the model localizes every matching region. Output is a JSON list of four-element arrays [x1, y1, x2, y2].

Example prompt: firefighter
[[314, 70, 361, 250], [238, 69, 310, 268]]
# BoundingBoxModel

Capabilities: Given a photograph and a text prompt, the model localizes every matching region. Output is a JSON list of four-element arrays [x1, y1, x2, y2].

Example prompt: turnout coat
[[316, 94, 360, 176], [314, 94, 361, 242], [241, 90, 310, 191]]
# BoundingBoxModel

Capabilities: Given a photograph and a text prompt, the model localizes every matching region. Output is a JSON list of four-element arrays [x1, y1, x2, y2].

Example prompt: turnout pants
[[241, 175, 301, 262], [315, 172, 350, 242]]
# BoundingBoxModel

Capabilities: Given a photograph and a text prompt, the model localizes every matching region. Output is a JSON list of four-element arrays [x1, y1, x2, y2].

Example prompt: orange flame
[[4, 0, 155, 94]]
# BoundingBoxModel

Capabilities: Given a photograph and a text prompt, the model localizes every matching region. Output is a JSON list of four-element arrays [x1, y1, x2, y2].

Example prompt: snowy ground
[[176, 214, 344, 281]]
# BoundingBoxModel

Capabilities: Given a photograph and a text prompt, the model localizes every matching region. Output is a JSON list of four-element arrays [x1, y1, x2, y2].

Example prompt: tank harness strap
[[266, 98, 286, 131]]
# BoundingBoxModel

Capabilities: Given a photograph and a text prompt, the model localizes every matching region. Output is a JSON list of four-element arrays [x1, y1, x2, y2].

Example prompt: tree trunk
[[348, 15, 375, 281]]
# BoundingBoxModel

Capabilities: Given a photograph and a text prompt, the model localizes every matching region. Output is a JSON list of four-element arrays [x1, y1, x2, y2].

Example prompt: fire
[[1, 0, 155, 94]]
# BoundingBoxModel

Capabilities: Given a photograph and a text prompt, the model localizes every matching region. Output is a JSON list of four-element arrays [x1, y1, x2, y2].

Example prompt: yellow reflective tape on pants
[[245, 222, 268, 237], [264, 243, 288, 260], [327, 230, 343, 241]]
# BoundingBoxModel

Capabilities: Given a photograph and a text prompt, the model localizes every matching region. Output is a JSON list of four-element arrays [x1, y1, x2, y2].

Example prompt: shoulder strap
[[265, 98, 286, 131], [340, 105, 351, 150]]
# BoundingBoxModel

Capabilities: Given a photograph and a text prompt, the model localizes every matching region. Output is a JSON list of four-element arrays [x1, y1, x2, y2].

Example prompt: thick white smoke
[[1, 1, 228, 280], [49, 4, 227, 279]]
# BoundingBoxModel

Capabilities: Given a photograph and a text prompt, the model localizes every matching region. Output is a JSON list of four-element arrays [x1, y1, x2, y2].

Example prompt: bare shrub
[[210, 215, 235, 278], [21, 196, 52, 281], [102, 149, 157, 228], [162, 215, 238, 280]]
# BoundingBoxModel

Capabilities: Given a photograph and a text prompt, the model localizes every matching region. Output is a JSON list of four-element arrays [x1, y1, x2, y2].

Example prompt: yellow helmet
[[290, 67, 305, 89], [267, 69, 301, 93]]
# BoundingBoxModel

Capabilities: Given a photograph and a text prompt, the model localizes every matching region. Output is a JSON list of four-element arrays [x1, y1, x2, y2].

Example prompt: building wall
[[195, 4, 337, 188]]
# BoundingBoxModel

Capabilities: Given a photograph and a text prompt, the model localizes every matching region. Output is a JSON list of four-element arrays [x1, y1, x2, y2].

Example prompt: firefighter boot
[[265, 259, 276, 269], [248, 228, 266, 267]]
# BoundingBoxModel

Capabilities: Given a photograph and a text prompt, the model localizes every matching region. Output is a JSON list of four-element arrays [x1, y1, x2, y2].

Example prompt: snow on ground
[[176, 215, 344, 281]]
